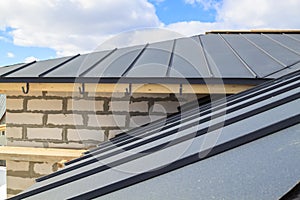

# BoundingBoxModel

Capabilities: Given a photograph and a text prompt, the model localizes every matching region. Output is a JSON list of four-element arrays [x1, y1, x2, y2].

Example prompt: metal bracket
[[22, 83, 30, 94], [79, 83, 85, 95], [125, 83, 132, 96], [179, 84, 183, 95]]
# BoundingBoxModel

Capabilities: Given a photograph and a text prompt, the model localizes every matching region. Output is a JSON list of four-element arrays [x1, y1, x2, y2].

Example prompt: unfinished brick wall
[[6, 90, 202, 149]]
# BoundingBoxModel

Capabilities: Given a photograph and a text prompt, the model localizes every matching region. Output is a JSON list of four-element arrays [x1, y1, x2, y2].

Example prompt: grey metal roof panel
[[99, 124, 300, 200], [6, 57, 75, 77], [0, 95, 5, 121], [199, 34, 255, 78], [84, 45, 145, 78], [125, 40, 173, 77], [222, 34, 284, 77], [44, 50, 113, 77], [170, 37, 211, 78], [266, 62, 300, 79], [243, 34, 300, 67], [0, 63, 25, 76], [266, 34, 300, 54], [286, 34, 300, 42], [10, 70, 300, 200]]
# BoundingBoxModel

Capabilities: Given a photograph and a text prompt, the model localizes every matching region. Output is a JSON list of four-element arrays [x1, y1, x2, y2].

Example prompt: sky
[[0, 0, 300, 66]]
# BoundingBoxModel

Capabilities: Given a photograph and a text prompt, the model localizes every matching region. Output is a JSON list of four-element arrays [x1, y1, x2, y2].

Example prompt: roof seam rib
[[240, 33, 287, 68], [0, 60, 36, 77], [121, 43, 149, 77], [39, 54, 80, 77], [283, 33, 300, 43], [165, 39, 176, 77], [198, 35, 214, 77], [79, 48, 118, 77], [262, 33, 300, 56], [263, 59, 300, 78], [218, 33, 258, 78]]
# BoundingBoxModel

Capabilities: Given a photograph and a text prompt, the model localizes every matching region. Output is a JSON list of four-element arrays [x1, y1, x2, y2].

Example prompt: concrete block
[[88, 115, 126, 127], [6, 160, 29, 172], [6, 113, 43, 125], [151, 101, 180, 113], [67, 99, 104, 112], [67, 129, 105, 142], [27, 99, 63, 111], [109, 101, 148, 112], [6, 176, 35, 191], [33, 162, 54, 175], [6, 127, 23, 139], [27, 128, 62, 140], [47, 114, 83, 126], [6, 99, 23, 110]]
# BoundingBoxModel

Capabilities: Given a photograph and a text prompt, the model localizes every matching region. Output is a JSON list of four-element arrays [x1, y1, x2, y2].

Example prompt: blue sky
[[0, 0, 299, 67], [150, 0, 217, 24], [0, 28, 56, 66]]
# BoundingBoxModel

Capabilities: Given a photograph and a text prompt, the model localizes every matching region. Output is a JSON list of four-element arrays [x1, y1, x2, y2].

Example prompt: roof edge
[[206, 29, 300, 34]]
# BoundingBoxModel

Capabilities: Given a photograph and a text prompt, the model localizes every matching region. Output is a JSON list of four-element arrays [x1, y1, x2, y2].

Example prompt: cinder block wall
[[6, 90, 201, 149]]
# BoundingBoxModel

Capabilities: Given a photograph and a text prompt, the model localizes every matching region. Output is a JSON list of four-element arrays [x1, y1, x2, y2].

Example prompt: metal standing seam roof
[[0, 95, 5, 123], [9, 69, 300, 200], [1, 33, 300, 84]]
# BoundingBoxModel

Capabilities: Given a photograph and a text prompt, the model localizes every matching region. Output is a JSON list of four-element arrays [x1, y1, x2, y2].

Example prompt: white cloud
[[150, 0, 165, 5], [217, 0, 300, 29], [1, 0, 300, 58], [0, 0, 161, 56], [184, 0, 220, 10], [168, 0, 300, 36], [6, 52, 14, 58], [24, 56, 38, 63], [96, 28, 183, 51]]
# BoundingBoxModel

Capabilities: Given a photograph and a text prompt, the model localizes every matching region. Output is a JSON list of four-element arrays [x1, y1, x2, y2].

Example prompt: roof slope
[[10, 69, 300, 200], [0, 95, 5, 122], [1, 33, 300, 84]]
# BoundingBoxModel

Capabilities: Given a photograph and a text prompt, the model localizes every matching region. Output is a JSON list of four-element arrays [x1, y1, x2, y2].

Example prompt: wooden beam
[[0, 146, 85, 162], [0, 83, 254, 94]]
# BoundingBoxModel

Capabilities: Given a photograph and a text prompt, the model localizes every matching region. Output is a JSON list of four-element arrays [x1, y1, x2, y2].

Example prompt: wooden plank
[[0, 146, 85, 162], [0, 83, 254, 94]]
